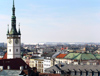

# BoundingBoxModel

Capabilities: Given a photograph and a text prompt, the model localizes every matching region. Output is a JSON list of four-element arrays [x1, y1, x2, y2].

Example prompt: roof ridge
[[72, 53, 80, 60]]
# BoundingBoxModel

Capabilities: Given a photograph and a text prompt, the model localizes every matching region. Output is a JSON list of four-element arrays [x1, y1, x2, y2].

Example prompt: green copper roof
[[73, 53, 96, 60], [9, 27, 18, 35], [64, 53, 80, 59], [64, 53, 99, 60], [94, 54, 100, 59]]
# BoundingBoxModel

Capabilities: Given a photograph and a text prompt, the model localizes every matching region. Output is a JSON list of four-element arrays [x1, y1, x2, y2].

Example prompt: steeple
[[7, 0, 21, 59], [8, 0, 18, 35]]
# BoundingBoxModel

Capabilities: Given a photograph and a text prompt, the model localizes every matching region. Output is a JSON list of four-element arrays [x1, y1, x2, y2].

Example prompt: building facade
[[29, 57, 54, 73], [29, 58, 44, 73]]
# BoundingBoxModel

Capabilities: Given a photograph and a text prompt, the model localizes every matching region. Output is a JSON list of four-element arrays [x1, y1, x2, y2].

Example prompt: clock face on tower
[[9, 39, 12, 44], [15, 39, 19, 44]]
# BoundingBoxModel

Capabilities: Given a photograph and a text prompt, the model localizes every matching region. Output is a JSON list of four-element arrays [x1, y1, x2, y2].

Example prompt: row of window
[[9, 49, 18, 52], [30, 61, 43, 63], [44, 61, 50, 62], [72, 71, 96, 76], [56, 61, 67, 63], [55, 71, 100, 76], [44, 64, 50, 66]]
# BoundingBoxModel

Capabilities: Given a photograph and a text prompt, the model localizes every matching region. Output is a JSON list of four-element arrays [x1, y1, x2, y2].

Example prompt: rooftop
[[0, 70, 21, 76], [56, 54, 67, 58], [0, 52, 7, 60], [64, 52, 100, 60], [46, 64, 100, 73], [0, 58, 31, 70]]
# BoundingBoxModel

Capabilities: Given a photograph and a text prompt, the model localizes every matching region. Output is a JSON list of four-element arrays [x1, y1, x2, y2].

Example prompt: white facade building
[[43, 59, 52, 72], [29, 57, 53, 73]]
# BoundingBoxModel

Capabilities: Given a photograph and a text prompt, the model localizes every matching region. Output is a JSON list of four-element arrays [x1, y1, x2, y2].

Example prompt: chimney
[[7, 66, 10, 70], [20, 66, 23, 70]]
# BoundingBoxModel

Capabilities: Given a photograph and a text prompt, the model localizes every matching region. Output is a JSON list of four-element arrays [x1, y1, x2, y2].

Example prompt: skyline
[[0, 0, 100, 43]]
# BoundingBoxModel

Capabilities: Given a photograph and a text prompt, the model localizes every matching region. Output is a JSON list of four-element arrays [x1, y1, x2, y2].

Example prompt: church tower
[[7, 0, 21, 59]]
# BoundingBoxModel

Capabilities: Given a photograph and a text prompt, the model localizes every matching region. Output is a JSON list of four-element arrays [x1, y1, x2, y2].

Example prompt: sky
[[0, 0, 100, 43]]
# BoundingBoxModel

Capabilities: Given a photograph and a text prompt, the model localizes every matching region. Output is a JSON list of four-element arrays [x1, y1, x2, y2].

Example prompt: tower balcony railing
[[7, 35, 21, 37]]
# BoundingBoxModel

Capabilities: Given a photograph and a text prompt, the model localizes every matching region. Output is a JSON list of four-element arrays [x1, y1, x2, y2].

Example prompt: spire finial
[[8, 24, 9, 30], [13, 0, 14, 6], [19, 23, 20, 29], [19, 23, 20, 26], [7, 24, 9, 34], [12, 0, 15, 16], [18, 23, 21, 35]]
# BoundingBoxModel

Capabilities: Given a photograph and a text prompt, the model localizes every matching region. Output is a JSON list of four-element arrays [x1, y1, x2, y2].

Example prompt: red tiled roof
[[61, 48, 64, 50], [56, 54, 67, 58], [3, 53, 7, 59], [0, 53, 7, 60]]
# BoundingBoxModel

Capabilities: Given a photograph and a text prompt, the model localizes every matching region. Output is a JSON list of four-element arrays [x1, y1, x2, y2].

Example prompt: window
[[16, 49, 18, 52], [9, 49, 11, 52]]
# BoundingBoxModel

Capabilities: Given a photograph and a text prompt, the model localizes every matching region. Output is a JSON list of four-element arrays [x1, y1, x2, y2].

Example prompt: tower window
[[9, 49, 11, 52], [16, 49, 18, 52]]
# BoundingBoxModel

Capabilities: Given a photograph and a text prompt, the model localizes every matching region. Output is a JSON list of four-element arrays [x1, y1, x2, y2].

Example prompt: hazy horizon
[[0, 0, 100, 43]]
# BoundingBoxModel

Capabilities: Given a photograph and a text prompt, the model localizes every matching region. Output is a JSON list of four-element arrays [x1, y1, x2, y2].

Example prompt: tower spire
[[9, 0, 18, 35], [12, 0, 15, 16], [13, 0, 14, 6]]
